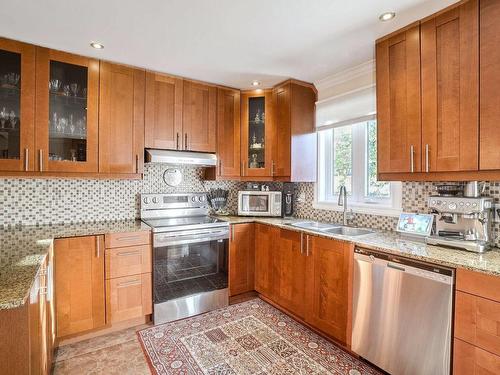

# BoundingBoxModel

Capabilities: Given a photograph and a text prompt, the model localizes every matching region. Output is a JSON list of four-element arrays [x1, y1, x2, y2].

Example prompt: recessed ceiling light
[[379, 12, 396, 22], [90, 42, 104, 49], [252, 80, 261, 87]]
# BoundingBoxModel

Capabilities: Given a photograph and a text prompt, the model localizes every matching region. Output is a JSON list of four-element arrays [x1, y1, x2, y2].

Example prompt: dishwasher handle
[[354, 248, 454, 284]]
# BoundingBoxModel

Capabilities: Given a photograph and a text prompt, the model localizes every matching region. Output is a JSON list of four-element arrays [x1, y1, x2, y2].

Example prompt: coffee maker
[[426, 196, 494, 253], [282, 183, 294, 217]]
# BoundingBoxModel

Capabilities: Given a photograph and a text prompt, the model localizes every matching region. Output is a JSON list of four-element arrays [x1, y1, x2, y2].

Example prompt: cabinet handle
[[176, 133, 180, 150], [117, 250, 141, 257], [135, 154, 139, 173], [39, 149, 43, 172], [306, 235, 310, 256], [271, 160, 275, 176], [230, 225, 234, 241], [219, 160, 222, 176], [410, 145, 414, 173], [184, 133, 188, 150], [96, 236, 100, 258], [115, 235, 141, 242], [300, 233, 304, 255], [24, 148, 29, 171], [118, 279, 141, 288], [425, 144, 430, 173]]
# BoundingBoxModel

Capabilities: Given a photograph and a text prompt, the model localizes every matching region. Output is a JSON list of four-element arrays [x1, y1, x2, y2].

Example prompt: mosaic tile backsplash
[[0, 166, 498, 246], [295, 182, 500, 247]]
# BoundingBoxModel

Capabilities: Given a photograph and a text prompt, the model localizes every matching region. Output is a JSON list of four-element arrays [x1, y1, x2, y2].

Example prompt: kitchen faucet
[[338, 185, 350, 226]]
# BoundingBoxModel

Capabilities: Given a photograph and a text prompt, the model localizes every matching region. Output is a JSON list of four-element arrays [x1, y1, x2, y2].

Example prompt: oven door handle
[[154, 229, 229, 247]]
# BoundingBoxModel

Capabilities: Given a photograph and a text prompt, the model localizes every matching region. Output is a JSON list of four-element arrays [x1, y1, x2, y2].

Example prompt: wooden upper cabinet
[[273, 229, 307, 319], [273, 81, 317, 181], [241, 90, 274, 178], [421, 0, 479, 172], [183, 81, 216, 152], [306, 236, 351, 345], [99, 62, 145, 174], [35, 48, 99, 173], [479, 0, 500, 170], [229, 223, 255, 296], [216, 87, 240, 178], [273, 84, 291, 178], [0, 38, 36, 172], [54, 236, 105, 338], [376, 24, 422, 174], [145, 72, 183, 150]]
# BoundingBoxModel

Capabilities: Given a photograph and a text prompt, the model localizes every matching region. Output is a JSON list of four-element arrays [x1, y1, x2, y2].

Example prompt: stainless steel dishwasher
[[352, 247, 454, 375]]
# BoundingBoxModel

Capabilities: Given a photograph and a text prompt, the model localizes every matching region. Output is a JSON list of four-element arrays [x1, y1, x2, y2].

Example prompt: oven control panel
[[141, 193, 209, 210]]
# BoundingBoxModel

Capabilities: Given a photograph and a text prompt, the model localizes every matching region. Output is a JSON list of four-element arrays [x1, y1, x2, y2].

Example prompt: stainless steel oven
[[140, 193, 230, 324], [152, 226, 229, 324]]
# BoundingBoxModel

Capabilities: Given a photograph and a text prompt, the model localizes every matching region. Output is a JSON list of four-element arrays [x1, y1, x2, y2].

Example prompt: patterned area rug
[[137, 298, 380, 374]]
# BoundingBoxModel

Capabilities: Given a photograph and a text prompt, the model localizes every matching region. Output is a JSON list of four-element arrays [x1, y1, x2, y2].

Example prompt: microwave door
[[241, 194, 269, 215]]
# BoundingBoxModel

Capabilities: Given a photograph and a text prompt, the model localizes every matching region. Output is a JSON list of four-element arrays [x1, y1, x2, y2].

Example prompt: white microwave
[[237, 191, 282, 217]]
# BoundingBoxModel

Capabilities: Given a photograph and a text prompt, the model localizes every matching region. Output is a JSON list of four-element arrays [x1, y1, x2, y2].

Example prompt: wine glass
[[70, 83, 79, 97], [9, 110, 16, 129], [0, 107, 7, 129], [49, 79, 62, 93]]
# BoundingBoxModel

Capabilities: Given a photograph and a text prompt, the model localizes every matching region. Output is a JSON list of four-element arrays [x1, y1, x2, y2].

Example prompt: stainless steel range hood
[[145, 149, 217, 167]]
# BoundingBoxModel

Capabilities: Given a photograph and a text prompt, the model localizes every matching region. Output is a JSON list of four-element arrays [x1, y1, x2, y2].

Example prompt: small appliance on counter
[[426, 195, 494, 253], [282, 183, 294, 218], [237, 190, 282, 217]]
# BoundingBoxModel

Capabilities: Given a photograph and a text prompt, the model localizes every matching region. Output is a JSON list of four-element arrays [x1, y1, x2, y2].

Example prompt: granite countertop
[[0, 220, 150, 310], [216, 216, 500, 277], [3, 215, 500, 310]]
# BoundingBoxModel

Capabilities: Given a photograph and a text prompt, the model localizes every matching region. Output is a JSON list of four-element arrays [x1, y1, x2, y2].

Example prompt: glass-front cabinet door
[[241, 90, 273, 177], [35, 48, 99, 173], [0, 38, 35, 172]]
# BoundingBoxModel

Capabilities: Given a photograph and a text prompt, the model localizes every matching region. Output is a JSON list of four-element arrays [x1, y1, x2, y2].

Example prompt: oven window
[[153, 239, 228, 303], [242, 194, 269, 212]]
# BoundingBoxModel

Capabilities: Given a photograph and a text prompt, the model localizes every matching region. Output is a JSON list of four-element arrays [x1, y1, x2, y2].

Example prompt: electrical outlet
[[494, 204, 500, 223], [297, 192, 306, 203]]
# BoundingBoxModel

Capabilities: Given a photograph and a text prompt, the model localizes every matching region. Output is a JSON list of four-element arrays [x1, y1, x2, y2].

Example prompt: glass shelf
[[0, 48, 21, 161], [247, 96, 266, 169], [48, 60, 88, 163]]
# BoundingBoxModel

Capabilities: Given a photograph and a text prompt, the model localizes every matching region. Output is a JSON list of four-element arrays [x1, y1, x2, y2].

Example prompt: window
[[316, 118, 402, 215]]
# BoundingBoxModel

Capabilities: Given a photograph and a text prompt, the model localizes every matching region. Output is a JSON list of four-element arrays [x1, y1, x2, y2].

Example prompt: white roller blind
[[315, 85, 376, 129]]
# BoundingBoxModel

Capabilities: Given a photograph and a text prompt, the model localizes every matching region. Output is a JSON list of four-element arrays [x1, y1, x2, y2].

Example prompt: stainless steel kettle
[[464, 181, 486, 197]]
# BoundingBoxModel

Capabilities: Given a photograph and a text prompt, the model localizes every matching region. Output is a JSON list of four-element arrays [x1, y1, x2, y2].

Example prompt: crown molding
[[314, 60, 375, 91]]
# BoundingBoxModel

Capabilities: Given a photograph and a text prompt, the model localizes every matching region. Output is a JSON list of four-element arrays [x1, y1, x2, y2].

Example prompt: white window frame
[[314, 117, 402, 217]]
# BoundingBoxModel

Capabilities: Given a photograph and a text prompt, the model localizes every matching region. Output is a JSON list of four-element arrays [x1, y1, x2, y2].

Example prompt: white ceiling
[[0, 0, 457, 89]]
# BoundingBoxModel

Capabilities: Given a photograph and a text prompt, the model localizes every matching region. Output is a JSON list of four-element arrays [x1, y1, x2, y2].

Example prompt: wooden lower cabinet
[[454, 268, 500, 372], [454, 338, 500, 375], [54, 235, 106, 338], [254, 224, 279, 299], [106, 273, 152, 323], [105, 245, 151, 279], [0, 251, 54, 375], [273, 229, 307, 319], [105, 232, 153, 324], [305, 236, 351, 345], [229, 224, 255, 296], [253, 226, 352, 345]]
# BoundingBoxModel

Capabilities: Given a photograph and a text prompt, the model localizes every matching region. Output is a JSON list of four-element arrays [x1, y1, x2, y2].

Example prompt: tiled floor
[[53, 326, 151, 375]]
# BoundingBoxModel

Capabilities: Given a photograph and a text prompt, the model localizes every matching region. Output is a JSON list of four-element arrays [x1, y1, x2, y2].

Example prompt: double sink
[[287, 221, 374, 237]]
